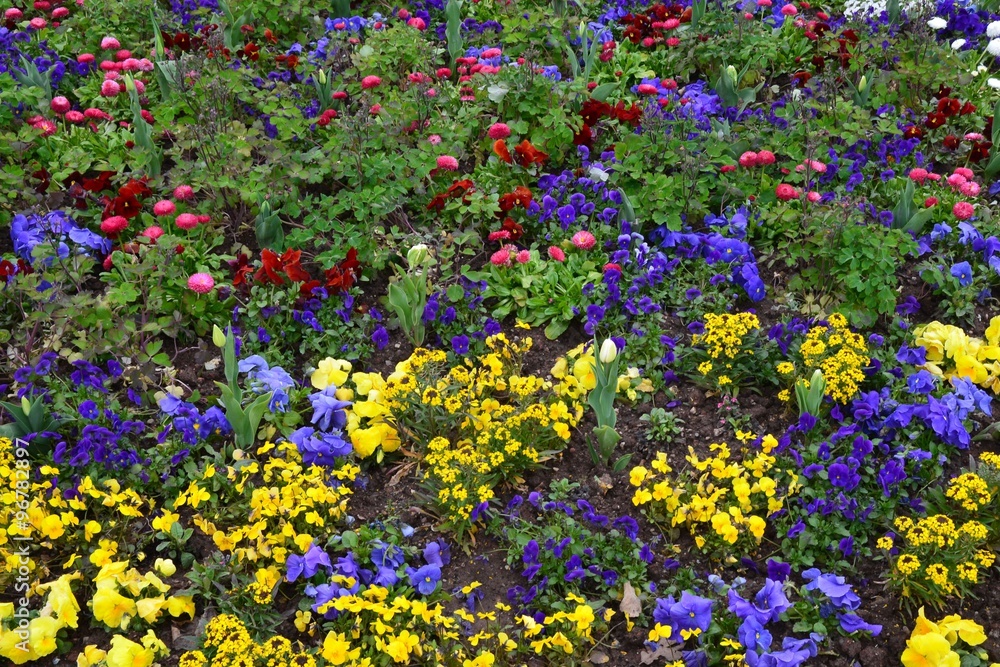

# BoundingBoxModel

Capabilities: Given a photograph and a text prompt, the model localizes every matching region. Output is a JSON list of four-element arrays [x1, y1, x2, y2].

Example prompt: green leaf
[[591, 82, 617, 101], [544, 319, 570, 340]]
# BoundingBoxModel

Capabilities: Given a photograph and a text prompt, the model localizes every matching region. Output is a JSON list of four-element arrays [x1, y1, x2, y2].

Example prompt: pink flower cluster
[[737, 150, 776, 168]]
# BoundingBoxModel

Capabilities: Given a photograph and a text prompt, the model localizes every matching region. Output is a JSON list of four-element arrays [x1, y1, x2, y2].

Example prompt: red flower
[[254, 249, 286, 285], [581, 99, 612, 126], [942, 134, 959, 150], [501, 218, 524, 240], [119, 178, 151, 199], [279, 249, 311, 282], [512, 186, 533, 208], [82, 170, 115, 193], [924, 112, 946, 130], [427, 194, 447, 211], [493, 139, 512, 164], [613, 101, 642, 126], [970, 141, 992, 163], [446, 179, 474, 199], [513, 140, 548, 167], [936, 97, 960, 118], [324, 248, 360, 293], [228, 254, 252, 287]]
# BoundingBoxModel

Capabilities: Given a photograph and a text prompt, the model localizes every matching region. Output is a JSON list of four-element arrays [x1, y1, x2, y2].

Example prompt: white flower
[[927, 17, 948, 30], [952, 38, 967, 50], [989, 78, 1000, 90], [988, 20, 1000, 37], [599, 339, 618, 364], [989, 38, 1000, 57]]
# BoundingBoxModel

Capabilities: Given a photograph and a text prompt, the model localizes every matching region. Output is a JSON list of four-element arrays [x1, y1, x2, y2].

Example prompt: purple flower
[[451, 334, 470, 356], [405, 564, 441, 595], [802, 569, 860, 610], [371, 326, 389, 349], [286, 543, 333, 582], [950, 261, 973, 286], [727, 579, 791, 624], [739, 617, 773, 652], [669, 592, 713, 633], [766, 560, 790, 582], [838, 613, 881, 636]]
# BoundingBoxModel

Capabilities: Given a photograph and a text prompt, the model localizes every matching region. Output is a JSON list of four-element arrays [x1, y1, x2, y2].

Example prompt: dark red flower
[[279, 249, 311, 282], [924, 112, 946, 129]]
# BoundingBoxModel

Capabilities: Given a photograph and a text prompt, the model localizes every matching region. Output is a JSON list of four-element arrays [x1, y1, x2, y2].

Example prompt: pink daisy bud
[[490, 248, 512, 266], [406, 17, 426, 30], [738, 151, 758, 168], [571, 230, 597, 250], [720, 164, 737, 173], [908, 167, 928, 183], [52, 7, 69, 19], [175, 213, 199, 230], [436, 67, 452, 78], [141, 226, 164, 240], [187, 273, 215, 294], [515, 249, 531, 264], [436, 155, 459, 171], [775, 183, 799, 201], [603, 262, 622, 273], [36, 2, 52, 11], [924, 197, 938, 207], [755, 150, 776, 165], [153, 200, 176, 216], [36, 120, 57, 136], [100, 36, 120, 50], [946, 173, 967, 188], [781, 4, 797, 14], [121, 57, 140, 71], [360, 75, 382, 89], [953, 201, 974, 220], [100, 215, 128, 236], [637, 83, 659, 95], [65, 110, 85, 123], [547, 246, 566, 262], [482, 47, 502, 58], [954, 167, 974, 179], [77, 53, 95, 63], [29, 17, 46, 29], [806, 191, 821, 203], [664, 18, 680, 29], [488, 122, 511, 140], [50, 96, 71, 114], [115, 49, 131, 61], [488, 230, 511, 242], [960, 181, 980, 197], [5, 8, 22, 19], [99, 79, 121, 97], [428, 134, 442, 145], [140, 109, 154, 124], [173, 185, 194, 200]]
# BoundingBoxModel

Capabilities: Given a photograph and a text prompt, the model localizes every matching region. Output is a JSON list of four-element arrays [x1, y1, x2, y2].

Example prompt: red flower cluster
[[618, 4, 690, 47], [427, 179, 475, 212], [231, 248, 360, 296]]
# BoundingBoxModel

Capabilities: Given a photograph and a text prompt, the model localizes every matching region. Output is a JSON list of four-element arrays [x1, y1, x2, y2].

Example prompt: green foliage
[[640, 408, 684, 444]]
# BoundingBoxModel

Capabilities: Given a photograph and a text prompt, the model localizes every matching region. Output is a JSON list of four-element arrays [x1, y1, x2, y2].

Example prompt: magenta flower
[[571, 230, 596, 250], [436, 155, 459, 171], [187, 273, 215, 294]]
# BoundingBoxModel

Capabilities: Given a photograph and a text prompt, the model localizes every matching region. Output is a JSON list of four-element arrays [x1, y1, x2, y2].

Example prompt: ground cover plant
[[3, 0, 1000, 664]]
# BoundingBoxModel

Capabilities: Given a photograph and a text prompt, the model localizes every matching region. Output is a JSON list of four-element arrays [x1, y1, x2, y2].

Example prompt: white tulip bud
[[599, 339, 618, 364]]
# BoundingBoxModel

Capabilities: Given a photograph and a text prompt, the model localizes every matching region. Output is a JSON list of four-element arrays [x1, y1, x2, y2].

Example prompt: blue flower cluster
[[11, 210, 110, 264], [294, 537, 449, 617]]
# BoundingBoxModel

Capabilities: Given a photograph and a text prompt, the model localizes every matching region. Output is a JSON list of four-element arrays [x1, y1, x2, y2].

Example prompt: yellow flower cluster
[[349, 336, 582, 532], [179, 613, 317, 667], [912, 317, 1000, 392], [888, 457, 999, 604], [798, 313, 869, 404], [190, 441, 356, 567], [630, 438, 796, 557], [89, 559, 194, 631], [551, 343, 598, 400], [0, 572, 81, 664], [692, 312, 761, 360], [181, 592, 602, 667], [901, 608, 990, 667], [76, 632, 169, 667], [0, 437, 148, 586]]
